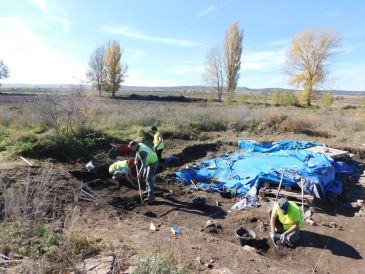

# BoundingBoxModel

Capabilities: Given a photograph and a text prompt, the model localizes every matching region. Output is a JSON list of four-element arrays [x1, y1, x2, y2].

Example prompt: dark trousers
[[156, 149, 164, 163]]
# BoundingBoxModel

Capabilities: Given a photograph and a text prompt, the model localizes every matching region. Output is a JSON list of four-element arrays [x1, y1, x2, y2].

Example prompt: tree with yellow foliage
[[103, 41, 128, 98], [285, 29, 340, 106], [224, 21, 243, 97]]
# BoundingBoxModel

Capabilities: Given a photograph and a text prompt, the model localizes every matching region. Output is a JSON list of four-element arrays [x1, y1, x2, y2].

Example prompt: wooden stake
[[20, 156, 33, 166]]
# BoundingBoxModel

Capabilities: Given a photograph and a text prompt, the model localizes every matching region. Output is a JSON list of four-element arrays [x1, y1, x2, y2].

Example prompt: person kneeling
[[109, 159, 137, 189], [270, 197, 304, 247]]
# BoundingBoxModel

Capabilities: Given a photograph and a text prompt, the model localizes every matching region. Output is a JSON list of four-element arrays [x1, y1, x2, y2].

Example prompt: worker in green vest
[[128, 141, 159, 204], [150, 126, 164, 163], [109, 159, 137, 188], [269, 197, 304, 247]]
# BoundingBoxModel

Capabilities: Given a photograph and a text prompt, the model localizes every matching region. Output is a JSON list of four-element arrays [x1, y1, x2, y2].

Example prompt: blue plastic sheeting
[[175, 140, 353, 199], [238, 140, 322, 153]]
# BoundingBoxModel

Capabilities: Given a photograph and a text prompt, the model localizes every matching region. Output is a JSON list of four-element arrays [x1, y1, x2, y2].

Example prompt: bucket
[[235, 227, 256, 246], [85, 161, 95, 172]]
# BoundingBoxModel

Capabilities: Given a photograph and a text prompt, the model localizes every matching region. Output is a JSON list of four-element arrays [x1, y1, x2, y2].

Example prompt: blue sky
[[0, 0, 364, 90]]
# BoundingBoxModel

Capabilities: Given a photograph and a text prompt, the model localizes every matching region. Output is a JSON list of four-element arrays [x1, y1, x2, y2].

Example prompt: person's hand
[[112, 175, 117, 180], [270, 230, 278, 247], [279, 233, 287, 244]]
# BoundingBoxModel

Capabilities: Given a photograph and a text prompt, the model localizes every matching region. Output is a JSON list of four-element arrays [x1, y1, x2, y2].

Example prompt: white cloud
[[102, 25, 198, 47], [171, 65, 204, 75], [0, 19, 85, 84], [265, 39, 291, 47], [124, 70, 175, 87], [128, 49, 148, 60], [30, 0, 48, 14], [197, 5, 215, 17], [242, 49, 286, 71]]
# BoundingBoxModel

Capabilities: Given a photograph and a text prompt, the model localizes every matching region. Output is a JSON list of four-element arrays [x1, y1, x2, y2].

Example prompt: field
[[0, 90, 365, 273]]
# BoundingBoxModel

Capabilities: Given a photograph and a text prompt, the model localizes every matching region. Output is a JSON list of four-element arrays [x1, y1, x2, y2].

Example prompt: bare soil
[[1, 136, 364, 274]]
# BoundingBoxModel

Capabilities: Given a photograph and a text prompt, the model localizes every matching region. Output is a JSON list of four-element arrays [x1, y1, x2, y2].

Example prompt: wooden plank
[[260, 188, 313, 201], [305, 146, 350, 160]]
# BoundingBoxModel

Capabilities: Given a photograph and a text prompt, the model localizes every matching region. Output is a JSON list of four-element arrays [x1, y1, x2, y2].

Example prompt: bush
[[271, 90, 281, 106], [238, 93, 248, 104], [133, 253, 186, 274], [319, 92, 335, 108], [279, 92, 299, 106]]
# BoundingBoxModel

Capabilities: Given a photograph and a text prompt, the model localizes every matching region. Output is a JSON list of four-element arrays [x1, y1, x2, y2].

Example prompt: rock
[[305, 218, 316, 226], [304, 210, 312, 219], [201, 220, 222, 233], [77, 255, 114, 274], [205, 263, 214, 269], [329, 222, 336, 228], [243, 245, 257, 253], [351, 202, 359, 208], [196, 257, 203, 264], [357, 199, 364, 207]]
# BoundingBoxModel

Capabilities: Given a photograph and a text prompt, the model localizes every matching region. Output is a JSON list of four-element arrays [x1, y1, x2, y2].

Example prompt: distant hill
[[1, 83, 364, 96]]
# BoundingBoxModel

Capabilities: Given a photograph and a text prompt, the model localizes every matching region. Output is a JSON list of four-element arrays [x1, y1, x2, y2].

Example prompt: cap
[[128, 140, 138, 148], [127, 159, 135, 167], [277, 197, 289, 214]]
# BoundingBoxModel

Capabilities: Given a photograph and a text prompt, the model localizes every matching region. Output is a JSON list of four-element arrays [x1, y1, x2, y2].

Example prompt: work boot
[[142, 196, 155, 205]]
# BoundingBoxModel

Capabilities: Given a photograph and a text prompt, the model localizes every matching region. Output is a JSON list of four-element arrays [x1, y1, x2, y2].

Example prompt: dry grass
[[0, 94, 365, 148]]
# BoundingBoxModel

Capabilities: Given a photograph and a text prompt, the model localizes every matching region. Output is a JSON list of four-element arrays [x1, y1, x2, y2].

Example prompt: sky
[[0, 0, 364, 90]]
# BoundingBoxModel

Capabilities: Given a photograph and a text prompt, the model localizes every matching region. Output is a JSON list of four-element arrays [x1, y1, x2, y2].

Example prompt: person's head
[[277, 197, 289, 214], [128, 140, 138, 151], [127, 159, 135, 168], [150, 126, 157, 133]]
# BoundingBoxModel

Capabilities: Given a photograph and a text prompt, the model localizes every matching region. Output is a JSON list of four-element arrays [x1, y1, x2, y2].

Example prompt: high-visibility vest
[[274, 201, 304, 230], [153, 131, 165, 150], [109, 160, 128, 174], [138, 143, 158, 164]]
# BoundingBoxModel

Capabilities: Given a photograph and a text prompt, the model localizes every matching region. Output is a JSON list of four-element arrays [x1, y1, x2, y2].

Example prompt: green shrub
[[133, 253, 187, 274], [319, 92, 335, 108], [271, 90, 281, 106], [224, 92, 235, 105], [238, 93, 248, 104], [0, 223, 60, 259], [279, 91, 299, 106]]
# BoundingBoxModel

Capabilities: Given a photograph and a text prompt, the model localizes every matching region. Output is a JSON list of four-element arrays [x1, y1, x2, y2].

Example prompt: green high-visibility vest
[[109, 160, 128, 174], [138, 143, 158, 164]]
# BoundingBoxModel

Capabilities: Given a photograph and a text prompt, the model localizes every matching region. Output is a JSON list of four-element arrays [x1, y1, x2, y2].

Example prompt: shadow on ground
[[298, 230, 362, 259]]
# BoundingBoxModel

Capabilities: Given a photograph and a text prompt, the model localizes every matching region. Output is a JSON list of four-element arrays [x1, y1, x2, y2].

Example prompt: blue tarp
[[175, 140, 353, 199]]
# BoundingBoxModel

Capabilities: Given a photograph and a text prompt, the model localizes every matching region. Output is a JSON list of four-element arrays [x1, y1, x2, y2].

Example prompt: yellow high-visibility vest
[[153, 131, 165, 150], [274, 201, 304, 230]]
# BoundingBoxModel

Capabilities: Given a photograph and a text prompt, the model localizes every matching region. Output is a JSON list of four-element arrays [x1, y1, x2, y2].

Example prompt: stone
[[329, 222, 336, 228], [205, 263, 214, 269], [351, 202, 359, 208], [77, 255, 114, 274], [304, 210, 313, 219], [243, 245, 257, 253], [357, 199, 364, 207], [305, 218, 316, 226]]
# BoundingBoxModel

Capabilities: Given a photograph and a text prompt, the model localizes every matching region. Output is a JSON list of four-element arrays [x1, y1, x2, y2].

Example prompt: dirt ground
[[1, 135, 364, 274]]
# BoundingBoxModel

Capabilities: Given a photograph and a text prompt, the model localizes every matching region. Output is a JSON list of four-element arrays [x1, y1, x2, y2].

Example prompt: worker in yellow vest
[[109, 159, 137, 188], [150, 126, 164, 163], [128, 141, 159, 204], [270, 197, 304, 247]]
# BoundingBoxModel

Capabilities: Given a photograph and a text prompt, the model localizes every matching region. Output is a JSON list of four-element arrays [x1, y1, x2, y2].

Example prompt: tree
[[204, 46, 225, 102], [285, 29, 341, 106], [86, 44, 105, 96], [103, 41, 128, 98], [224, 21, 243, 96], [0, 59, 10, 86]]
